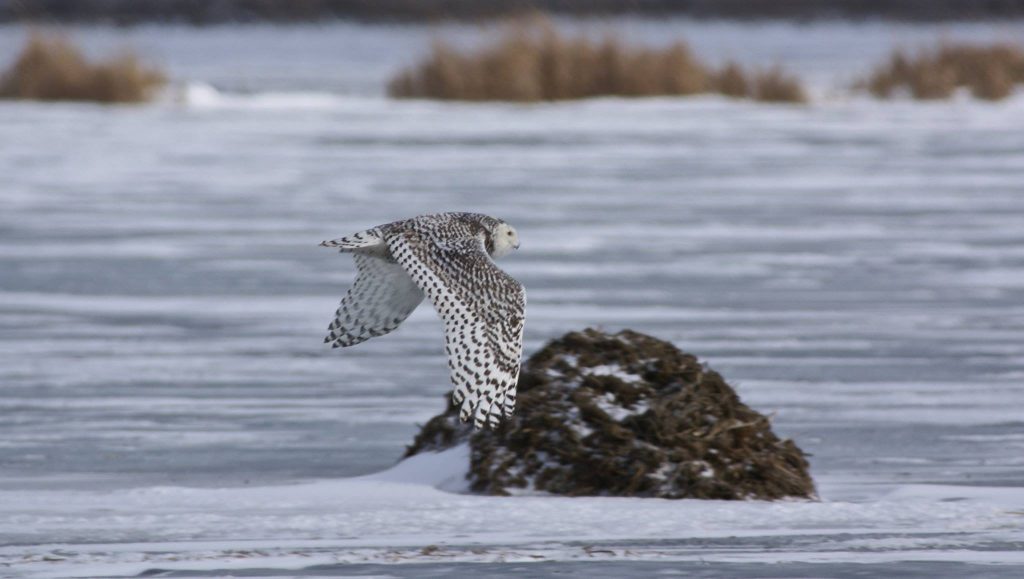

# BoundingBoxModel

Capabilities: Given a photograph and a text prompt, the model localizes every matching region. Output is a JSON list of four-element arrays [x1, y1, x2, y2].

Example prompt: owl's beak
[[514, 242, 520, 250]]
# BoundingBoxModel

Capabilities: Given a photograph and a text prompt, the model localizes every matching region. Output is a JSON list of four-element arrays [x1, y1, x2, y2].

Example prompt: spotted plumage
[[321, 213, 525, 429]]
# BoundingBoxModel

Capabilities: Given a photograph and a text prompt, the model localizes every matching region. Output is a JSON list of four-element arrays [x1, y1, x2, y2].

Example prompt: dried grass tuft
[[390, 16, 805, 103], [0, 32, 166, 103], [713, 61, 750, 98], [864, 42, 1024, 101], [752, 66, 808, 103]]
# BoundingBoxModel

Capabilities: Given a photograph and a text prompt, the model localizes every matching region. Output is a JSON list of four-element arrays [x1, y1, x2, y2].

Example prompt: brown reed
[[0, 32, 166, 103], [865, 42, 1024, 101], [390, 17, 806, 103]]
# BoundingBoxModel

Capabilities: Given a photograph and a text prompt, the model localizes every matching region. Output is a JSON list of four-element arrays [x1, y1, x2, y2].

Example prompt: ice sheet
[[2, 19, 1024, 578]]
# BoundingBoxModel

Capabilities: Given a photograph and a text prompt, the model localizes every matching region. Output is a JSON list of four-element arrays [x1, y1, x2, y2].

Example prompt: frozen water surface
[[1, 19, 1024, 578]]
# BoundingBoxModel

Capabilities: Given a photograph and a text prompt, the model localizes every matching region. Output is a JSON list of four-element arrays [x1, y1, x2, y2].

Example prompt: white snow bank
[[363, 443, 470, 492], [2, 456, 1022, 577], [167, 82, 380, 111]]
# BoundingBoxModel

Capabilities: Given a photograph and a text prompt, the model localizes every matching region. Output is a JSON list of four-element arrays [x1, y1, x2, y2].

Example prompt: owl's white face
[[490, 222, 520, 258]]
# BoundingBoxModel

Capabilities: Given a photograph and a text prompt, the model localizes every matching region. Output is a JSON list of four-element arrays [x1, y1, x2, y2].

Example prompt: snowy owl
[[320, 212, 525, 429]]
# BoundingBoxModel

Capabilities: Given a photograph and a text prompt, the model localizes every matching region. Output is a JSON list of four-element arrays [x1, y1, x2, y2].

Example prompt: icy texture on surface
[[1, 20, 1024, 578]]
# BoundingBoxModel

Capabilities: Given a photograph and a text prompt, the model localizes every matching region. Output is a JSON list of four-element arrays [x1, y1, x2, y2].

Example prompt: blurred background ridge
[[6, 0, 1024, 24]]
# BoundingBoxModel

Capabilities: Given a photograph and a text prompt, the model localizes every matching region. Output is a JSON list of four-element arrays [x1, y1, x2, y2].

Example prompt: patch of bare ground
[[407, 328, 817, 500]]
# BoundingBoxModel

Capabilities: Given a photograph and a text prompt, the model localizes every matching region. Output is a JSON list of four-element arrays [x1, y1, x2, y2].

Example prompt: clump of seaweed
[[0, 32, 166, 103], [389, 16, 806, 103], [407, 328, 816, 500], [863, 42, 1024, 101]]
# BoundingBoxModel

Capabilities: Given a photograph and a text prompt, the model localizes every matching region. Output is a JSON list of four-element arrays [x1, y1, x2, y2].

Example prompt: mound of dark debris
[[406, 328, 816, 500]]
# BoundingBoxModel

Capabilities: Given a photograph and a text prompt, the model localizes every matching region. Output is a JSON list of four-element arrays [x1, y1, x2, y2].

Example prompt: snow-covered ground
[[4, 446, 1024, 577], [1, 20, 1024, 578]]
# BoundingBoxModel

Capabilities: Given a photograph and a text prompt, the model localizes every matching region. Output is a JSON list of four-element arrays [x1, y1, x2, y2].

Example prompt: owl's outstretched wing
[[324, 253, 425, 348], [388, 231, 525, 429]]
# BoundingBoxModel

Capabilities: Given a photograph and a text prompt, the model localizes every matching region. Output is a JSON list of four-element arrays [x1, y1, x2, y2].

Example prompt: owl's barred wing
[[319, 228, 385, 252], [388, 232, 525, 429], [324, 254, 425, 348]]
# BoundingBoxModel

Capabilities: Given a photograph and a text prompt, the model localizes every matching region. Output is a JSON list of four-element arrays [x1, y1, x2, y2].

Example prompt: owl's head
[[488, 221, 520, 258]]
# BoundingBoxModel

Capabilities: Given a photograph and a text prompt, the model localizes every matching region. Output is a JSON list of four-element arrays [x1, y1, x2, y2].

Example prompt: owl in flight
[[320, 213, 526, 429]]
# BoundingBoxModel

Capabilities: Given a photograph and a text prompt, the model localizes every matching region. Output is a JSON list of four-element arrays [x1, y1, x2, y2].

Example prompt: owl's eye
[[507, 231, 513, 236]]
